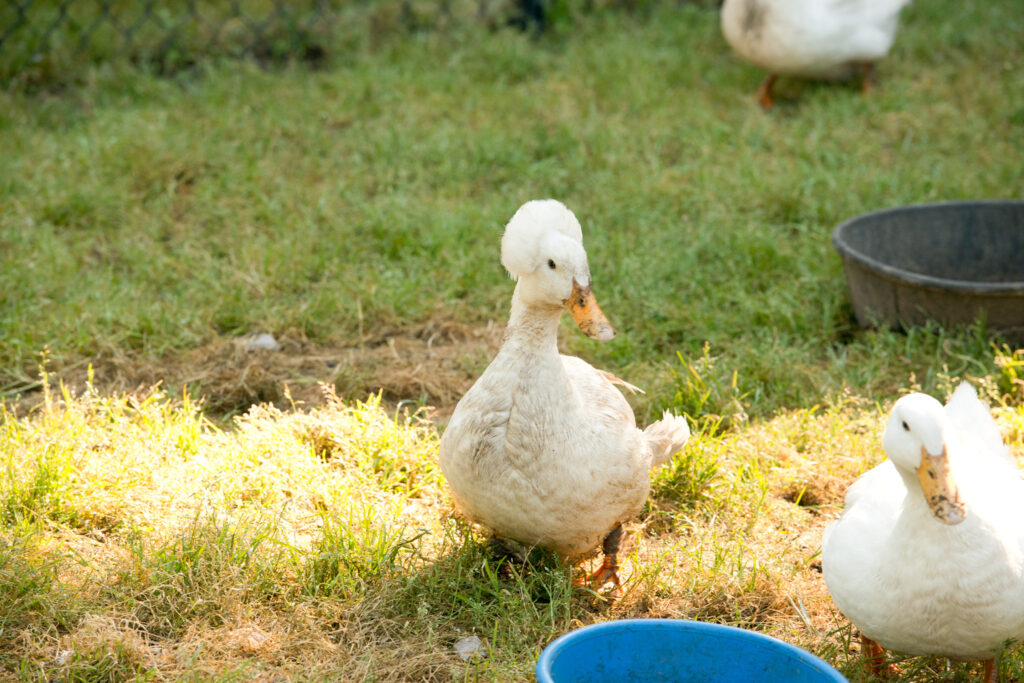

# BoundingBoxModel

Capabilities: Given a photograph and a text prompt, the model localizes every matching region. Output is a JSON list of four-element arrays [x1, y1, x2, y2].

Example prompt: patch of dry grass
[[8, 320, 504, 422]]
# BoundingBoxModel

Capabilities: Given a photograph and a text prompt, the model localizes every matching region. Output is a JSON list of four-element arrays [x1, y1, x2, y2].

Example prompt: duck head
[[882, 393, 967, 525], [500, 199, 615, 342]]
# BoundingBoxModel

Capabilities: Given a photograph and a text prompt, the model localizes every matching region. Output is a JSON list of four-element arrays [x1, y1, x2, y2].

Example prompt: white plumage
[[439, 200, 690, 581], [823, 383, 1024, 675]]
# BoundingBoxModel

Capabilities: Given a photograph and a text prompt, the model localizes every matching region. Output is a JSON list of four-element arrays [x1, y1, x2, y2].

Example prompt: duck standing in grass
[[720, 0, 912, 108], [439, 199, 690, 592], [822, 383, 1024, 682]]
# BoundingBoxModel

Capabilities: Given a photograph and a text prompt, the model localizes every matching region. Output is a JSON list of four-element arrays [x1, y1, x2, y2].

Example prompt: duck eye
[[901, 421, 910, 432], [547, 259, 556, 270]]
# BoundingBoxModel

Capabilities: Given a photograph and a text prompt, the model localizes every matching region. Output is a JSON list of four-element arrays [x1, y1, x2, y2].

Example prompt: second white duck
[[823, 383, 1024, 682], [438, 199, 690, 591]]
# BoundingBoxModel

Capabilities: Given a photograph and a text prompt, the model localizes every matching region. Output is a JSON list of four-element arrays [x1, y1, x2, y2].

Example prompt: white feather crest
[[500, 199, 584, 279]]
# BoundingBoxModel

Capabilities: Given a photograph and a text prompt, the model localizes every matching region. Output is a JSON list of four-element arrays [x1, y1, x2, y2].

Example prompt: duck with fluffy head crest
[[822, 383, 1024, 682], [438, 199, 690, 592], [720, 0, 912, 108]]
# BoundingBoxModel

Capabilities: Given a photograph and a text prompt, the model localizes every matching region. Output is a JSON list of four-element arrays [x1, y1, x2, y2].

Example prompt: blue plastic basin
[[536, 619, 847, 683]]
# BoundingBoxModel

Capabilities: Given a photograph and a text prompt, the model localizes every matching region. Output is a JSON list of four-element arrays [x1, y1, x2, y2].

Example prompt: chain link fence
[[3, 0, 690, 88]]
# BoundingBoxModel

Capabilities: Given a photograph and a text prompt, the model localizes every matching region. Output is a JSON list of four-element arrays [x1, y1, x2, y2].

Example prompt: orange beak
[[916, 445, 966, 525], [565, 279, 614, 342]]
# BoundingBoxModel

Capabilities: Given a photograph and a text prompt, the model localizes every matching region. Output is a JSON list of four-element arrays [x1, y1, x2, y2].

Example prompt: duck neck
[[896, 469, 930, 515], [894, 467, 967, 529], [503, 284, 563, 356]]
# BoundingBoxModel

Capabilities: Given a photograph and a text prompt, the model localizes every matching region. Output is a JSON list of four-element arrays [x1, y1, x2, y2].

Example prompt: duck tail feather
[[644, 411, 691, 468], [945, 381, 1011, 463]]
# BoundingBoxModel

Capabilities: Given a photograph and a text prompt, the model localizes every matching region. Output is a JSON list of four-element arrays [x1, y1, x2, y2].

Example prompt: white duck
[[720, 0, 912, 108], [822, 383, 1024, 682], [438, 199, 690, 590]]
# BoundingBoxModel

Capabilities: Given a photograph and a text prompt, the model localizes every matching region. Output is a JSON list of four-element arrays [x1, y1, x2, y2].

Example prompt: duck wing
[[562, 357, 689, 469], [596, 370, 645, 395], [823, 460, 904, 557], [560, 356, 637, 424], [822, 459, 905, 629]]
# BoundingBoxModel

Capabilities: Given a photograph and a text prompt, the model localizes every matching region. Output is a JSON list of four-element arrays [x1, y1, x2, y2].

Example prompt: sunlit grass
[[2, 375, 1022, 680], [0, 382, 580, 679]]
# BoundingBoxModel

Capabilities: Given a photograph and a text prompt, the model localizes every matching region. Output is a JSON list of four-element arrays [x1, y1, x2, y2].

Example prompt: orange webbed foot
[[574, 525, 624, 598], [861, 633, 901, 678], [588, 554, 622, 593]]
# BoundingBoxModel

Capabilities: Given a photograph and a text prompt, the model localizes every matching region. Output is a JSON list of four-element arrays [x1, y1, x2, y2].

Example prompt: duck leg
[[860, 62, 876, 94], [586, 524, 623, 593], [485, 535, 521, 559], [757, 73, 778, 109], [983, 657, 998, 683], [860, 633, 900, 678], [485, 535, 526, 576]]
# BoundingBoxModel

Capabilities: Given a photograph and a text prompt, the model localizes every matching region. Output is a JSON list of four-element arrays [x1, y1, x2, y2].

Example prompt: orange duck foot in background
[[757, 73, 778, 109], [860, 62, 876, 94]]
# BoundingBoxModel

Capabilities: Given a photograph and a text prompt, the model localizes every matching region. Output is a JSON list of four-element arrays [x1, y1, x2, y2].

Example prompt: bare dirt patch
[[15, 320, 505, 423]]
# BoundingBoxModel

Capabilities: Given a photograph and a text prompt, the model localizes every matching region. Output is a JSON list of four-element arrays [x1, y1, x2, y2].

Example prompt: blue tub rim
[[831, 199, 1024, 295], [535, 618, 847, 682]]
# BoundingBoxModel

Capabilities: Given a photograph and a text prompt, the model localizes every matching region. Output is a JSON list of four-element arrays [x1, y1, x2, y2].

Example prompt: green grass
[[1, 0, 1024, 679], [1, 0, 1021, 416]]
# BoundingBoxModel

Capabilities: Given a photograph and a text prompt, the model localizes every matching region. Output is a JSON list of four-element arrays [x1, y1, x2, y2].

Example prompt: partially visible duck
[[720, 0, 912, 107], [823, 383, 1024, 682], [438, 199, 690, 590]]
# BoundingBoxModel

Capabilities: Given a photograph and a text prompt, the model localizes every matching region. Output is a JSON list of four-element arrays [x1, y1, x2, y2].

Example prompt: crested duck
[[438, 199, 690, 591]]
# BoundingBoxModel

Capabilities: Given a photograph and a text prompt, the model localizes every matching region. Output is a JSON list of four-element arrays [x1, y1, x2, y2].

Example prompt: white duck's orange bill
[[565, 280, 615, 342], [916, 445, 966, 525]]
